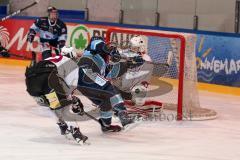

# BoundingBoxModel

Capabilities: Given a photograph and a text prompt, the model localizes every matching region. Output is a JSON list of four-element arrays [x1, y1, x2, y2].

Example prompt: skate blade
[[83, 141, 91, 145], [122, 119, 142, 132], [75, 137, 91, 145], [76, 139, 91, 145]]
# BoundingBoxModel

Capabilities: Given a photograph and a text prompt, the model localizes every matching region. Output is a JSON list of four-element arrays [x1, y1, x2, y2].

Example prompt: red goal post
[[105, 27, 217, 121]]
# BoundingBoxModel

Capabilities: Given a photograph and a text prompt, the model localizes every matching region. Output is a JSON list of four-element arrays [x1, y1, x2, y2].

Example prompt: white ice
[[0, 64, 240, 160]]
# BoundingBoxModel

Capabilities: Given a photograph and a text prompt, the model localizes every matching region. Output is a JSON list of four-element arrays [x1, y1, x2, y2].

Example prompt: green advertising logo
[[70, 25, 90, 51]]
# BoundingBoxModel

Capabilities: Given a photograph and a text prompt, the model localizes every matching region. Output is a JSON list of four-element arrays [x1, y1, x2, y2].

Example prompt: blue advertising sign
[[196, 35, 240, 87]]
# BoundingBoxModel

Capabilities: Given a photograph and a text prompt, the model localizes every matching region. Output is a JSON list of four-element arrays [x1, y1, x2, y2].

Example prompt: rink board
[[0, 58, 239, 96]]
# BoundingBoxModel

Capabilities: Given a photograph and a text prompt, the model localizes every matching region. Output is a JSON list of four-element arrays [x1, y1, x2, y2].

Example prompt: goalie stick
[[0, 0, 41, 22], [102, 41, 172, 77], [120, 55, 170, 77]]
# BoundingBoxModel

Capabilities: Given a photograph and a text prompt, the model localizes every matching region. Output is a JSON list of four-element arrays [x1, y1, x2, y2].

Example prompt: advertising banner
[[0, 19, 111, 59], [0, 18, 239, 87], [196, 35, 240, 87], [0, 19, 136, 59], [0, 19, 34, 59]]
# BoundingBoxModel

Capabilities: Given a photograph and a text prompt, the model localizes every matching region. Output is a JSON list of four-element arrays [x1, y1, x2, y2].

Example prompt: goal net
[[106, 28, 217, 121]]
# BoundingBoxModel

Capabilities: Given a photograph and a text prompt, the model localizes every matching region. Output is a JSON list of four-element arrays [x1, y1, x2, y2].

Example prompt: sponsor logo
[[70, 25, 91, 52], [198, 57, 240, 75], [196, 36, 240, 82], [6, 27, 40, 52], [0, 26, 10, 47]]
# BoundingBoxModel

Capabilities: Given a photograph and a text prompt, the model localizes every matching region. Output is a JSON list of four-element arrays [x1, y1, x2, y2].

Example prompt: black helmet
[[85, 36, 105, 53]]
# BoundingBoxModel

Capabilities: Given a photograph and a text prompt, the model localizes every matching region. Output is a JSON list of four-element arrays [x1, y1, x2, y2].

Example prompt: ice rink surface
[[0, 64, 240, 160]]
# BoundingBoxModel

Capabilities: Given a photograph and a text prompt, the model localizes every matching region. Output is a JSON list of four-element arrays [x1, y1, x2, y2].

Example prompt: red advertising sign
[[0, 19, 36, 59], [0, 18, 134, 60]]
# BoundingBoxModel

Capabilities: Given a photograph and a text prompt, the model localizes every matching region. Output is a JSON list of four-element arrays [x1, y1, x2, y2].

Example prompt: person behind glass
[[27, 6, 67, 60]]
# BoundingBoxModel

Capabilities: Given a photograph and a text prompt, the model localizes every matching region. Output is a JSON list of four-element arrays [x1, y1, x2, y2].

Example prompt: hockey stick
[[0, 0, 41, 22], [103, 43, 168, 65], [9, 53, 32, 60], [1, 0, 40, 64], [83, 111, 100, 123], [102, 42, 171, 77], [30, 51, 37, 66], [118, 55, 170, 67]]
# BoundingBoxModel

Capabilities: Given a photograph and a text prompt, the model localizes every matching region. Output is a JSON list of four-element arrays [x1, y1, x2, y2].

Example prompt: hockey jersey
[[29, 17, 67, 43], [25, 56, 78, 110]]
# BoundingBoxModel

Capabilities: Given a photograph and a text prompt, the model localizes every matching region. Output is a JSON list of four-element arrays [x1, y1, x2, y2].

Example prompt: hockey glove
[[0, 51, 10, 57], [72, 96, 84, 115], [27, 30, 36, 43], [110, 50, 121, 62], [127, 56, 145, 69], [58, 40, 66, 49]]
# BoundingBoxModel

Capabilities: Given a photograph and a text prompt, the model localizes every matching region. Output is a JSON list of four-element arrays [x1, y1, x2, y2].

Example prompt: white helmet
[[61, 46, 77, 58], [129, 36, 146, 53]]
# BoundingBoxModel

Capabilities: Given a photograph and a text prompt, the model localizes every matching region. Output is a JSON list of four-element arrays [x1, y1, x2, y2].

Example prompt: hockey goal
[[106, 28, 217, 121]]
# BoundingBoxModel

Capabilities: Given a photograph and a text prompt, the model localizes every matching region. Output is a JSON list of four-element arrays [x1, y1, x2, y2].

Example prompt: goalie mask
[[129, 36, 146, 53], [61, 46, 77, 58]]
